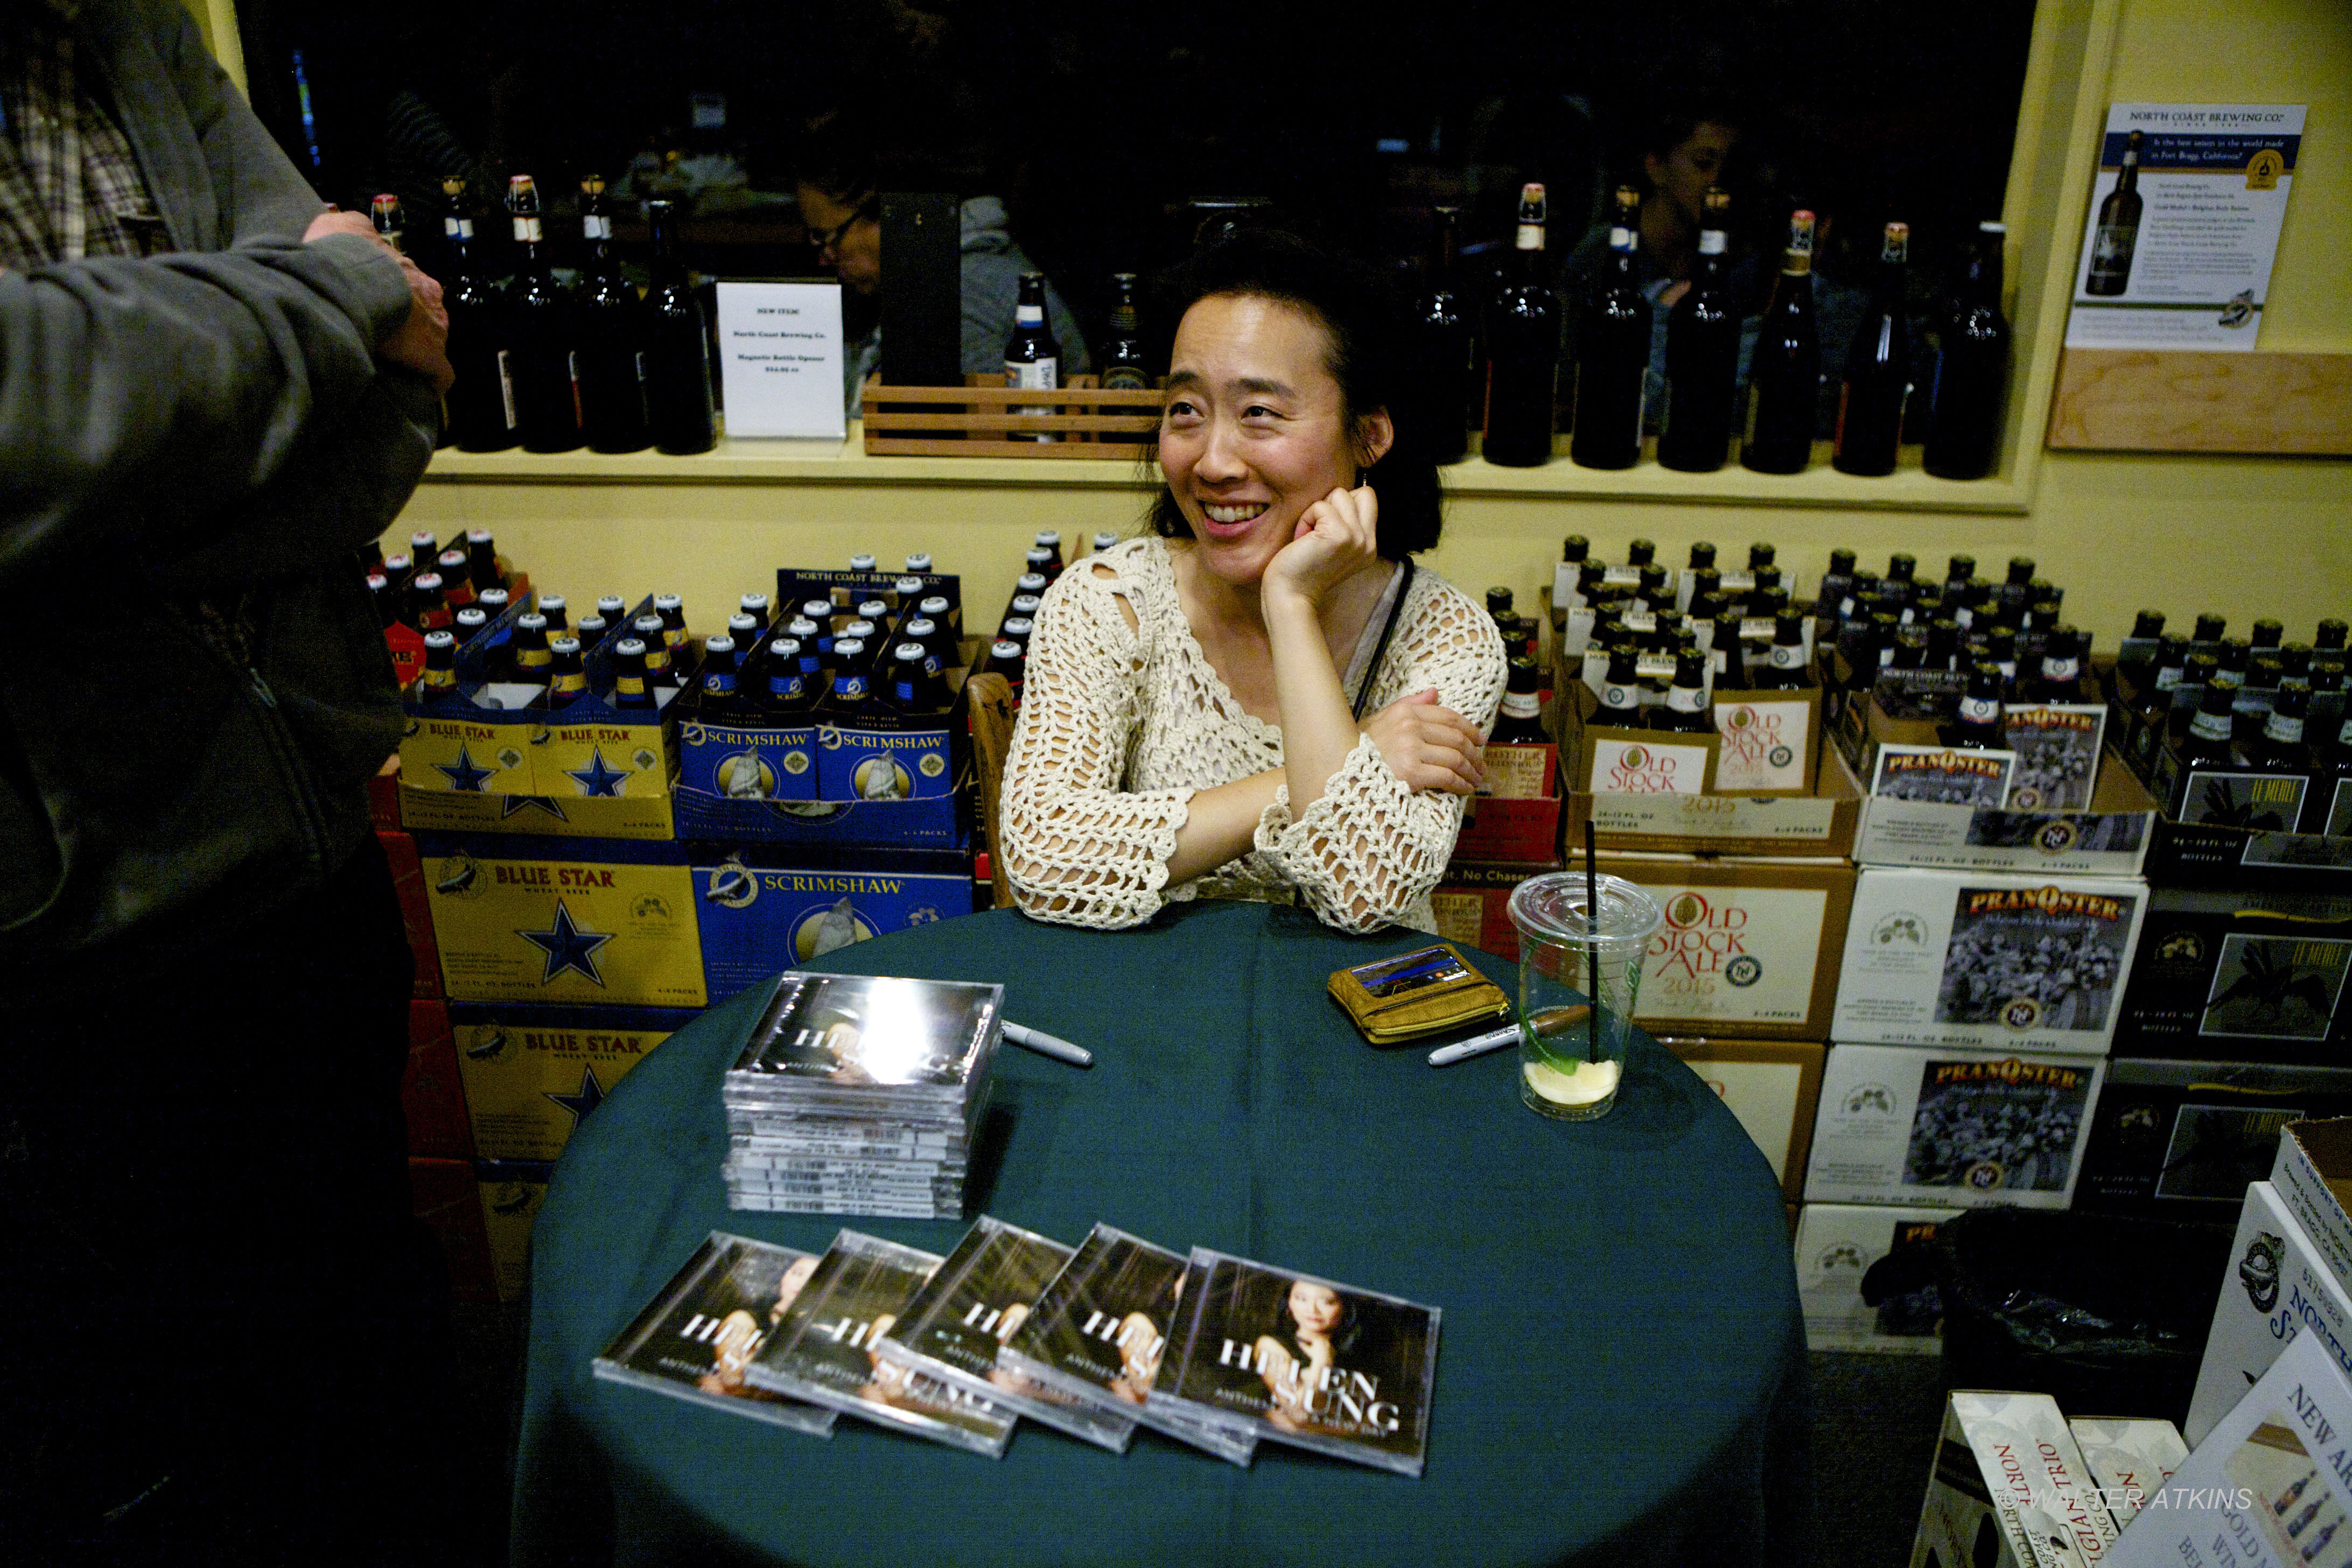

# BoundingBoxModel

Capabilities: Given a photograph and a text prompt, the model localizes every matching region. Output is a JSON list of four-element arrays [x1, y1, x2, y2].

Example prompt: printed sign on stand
[[716, 281, 848, 438]]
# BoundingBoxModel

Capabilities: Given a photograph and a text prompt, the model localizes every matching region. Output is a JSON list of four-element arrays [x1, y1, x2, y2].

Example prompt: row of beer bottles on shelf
[[2114, 608, 2352, 776]]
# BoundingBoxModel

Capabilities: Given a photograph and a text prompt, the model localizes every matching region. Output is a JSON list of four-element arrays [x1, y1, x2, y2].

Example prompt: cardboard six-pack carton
[[1430, 859, 1563, 963], [2271, 1118, 2352, 1303], [2073, 1059, 2352, 1217], [2116, 886, 2352, 1065], [1793, 1202, 1961, 1354], [1660, 1037, 1825, 1201], [1833, 869, 2150, 1055], [1907, 1390, 2118, 1568], [690, 844, 978, 1006], [1805, 1043, 2105, 1210], [2064, 1419, 2185, 1531], [1856, 747, 2160, 878], [2184, 1179, 2352, 1446], [447, 1003, 698, 1162]]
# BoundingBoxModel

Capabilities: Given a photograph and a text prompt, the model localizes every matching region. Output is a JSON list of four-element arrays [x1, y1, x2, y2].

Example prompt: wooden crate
[[861, 374, 1159, 458]]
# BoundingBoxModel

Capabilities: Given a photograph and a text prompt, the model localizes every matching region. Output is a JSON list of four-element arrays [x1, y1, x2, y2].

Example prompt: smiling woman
[[997, 232, 1508, 936]]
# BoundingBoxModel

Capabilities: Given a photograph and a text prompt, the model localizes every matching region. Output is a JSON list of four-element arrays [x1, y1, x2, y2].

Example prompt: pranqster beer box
[[1575, 851, 1855, 1040], [448, 1003, 698, 1162], [2073, 1058, 2352, 1218], [416, 833, 706, 1009], [2182, 1180, 2352, 1447], [690, 844, 977, 1006], [1792, 1202, 1959, 1354], [1832, 869, 2150, 1055], [1804, 1043, 2106, 1210]]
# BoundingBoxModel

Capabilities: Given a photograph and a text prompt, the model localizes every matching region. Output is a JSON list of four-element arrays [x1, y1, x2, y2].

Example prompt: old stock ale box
[[2116, 885, 2352, 1065], [1804, 1043, 2105, 1210], [2072, 1058, 2352, 1217], [1793, 1202, 1961, 1354], [447, 1003, 697, 1162], [2182, 1179, 2352, 1446], [415, 833, 706, 1009], [1561, 729, 1865, 861], [1658, 1037, 1826, 1200], [1832, 869, 2149, 1055], [690, 844, 978, 1006], [1431, 859, 1561, 962], [1574, 851, 1855, 1040]]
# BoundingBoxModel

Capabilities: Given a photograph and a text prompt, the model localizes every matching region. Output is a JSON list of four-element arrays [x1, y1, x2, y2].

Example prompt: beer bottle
[[476, 586, 510, 619], [1945, 662, 2008, 750], [900, 617, 951, 673], [823, 637, 872, 719], [1943, 555, 1978, 602], [591, 594, 627, 625], [2252, 618, 2285, 651], [986, 638, 1027, 708], [1004, 272, 1062, 440], [1658, 188, 1739, 473], [1627, 538, 1658, 571], [1747, 571, 1787, 619], [906, 553, 934, 575], [1747, 542, 1777, 573], [2283, 643, 2313, 682], [367, 572, 400, 629], [2193, 612, 2227, 646], [442, 178, 518, 452], [2313, 662, 2351, 787], [1007, 593, 1042, 625], [1596, 645, 1645, 726], [510, 613, 554, 682], [410, 529, 441, 563], [1686, 566, 1723, 614], [2028, 626, 2085, 704], [2168, 651, 2218, 743], [632, 613, 675, 685], [576, 174, 653, 454], [1024, 547, 1059, 586], [915, 594, 954, 640], [1482, 183, 1559, 467], [850, 553, 878, 572], [1570, 186, 1650, 472], [698, 635, 738, 716], [2085, 130, 2143, 296], [1883, 552, 1918, 606], [738, 593, 772, 633], [2119, 610, 2167, 688], [2214, 638, 2251, 701], [435, 548, 474, 607], [407, 572, 452, 632], [1561, 534, 1591, 566], [998, 617, 1034, 652], [1091, 532, 1119, 556], [545, 635, 587, 708], [1493, 657, 1546, 743], [2256, 680, 2312, 773], [1651, 653, 1713, 733], [2241, 655, 2287, 745], [1100, 273, 1151, 393], [1819, 549, 1858, 621], [467, 528, 505, 593], [1753, 608, 1809, 690], [1923, 222, 2011, 481], [453, 605, 489, 646], [2316, 619, 2348, 655], [2178, 676, 2242, 773], [1996, 556, 2037, 617], [505, 175, 584, 452], [2141, 632, 2192, 722], [644, 198, 718, 455], [537, 594, 570, 633], [611, 638, 657, 711], [1890, 623, 1930, 670], [1832, 221, 1912, 477], [761, 636, 813, 717], [419, 629, 459, 696], [371, 192, 404, 254], [572, 614, 607, 646], [654, 594, 689, 655], [885, 641, 947, 713], [1637, 563, 1672, 614], [1927, 618, 1963, 673], [1741, 209, 1820, 475], [1033, 531, 1065, 571], [727, 613, 764, 685], [1411, 210, 1474, 464]]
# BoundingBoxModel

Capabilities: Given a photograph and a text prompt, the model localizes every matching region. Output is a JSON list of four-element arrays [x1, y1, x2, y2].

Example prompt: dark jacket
[[1, 0, 438, 972]]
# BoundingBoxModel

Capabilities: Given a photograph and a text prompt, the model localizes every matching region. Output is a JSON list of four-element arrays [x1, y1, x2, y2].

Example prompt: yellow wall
[[395, 0, 2349, 646]]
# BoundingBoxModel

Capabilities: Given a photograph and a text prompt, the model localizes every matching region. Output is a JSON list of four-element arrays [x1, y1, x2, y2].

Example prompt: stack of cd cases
[[720, 971, 1004, 1219]]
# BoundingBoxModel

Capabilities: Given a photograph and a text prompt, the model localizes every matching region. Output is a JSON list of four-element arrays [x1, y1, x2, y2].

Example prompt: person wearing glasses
[[794, 116, 1089, 416]]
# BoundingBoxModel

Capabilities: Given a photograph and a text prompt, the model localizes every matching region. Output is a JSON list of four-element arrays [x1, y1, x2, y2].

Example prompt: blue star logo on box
[[565, 748, 629, 797], [433, 743, 494, 792], [517, 899, 613, 986], [544, 1066, 606, 1127], [500, 795, 570, 822]]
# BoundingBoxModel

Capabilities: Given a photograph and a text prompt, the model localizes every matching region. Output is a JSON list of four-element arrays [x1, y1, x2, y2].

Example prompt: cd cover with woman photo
[[1151, 1249, 1439, 1477], [590, 1232, 838, 1436], [743, 1229, 1016, 1457]]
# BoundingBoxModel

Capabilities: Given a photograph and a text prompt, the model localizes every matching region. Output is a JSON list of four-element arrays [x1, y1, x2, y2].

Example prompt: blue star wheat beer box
[[691, 843, 977, 1006], [401, 591, 678, 837], [449, 1003, 699, 1161], [416, 832, 706, 1009], [477, 1159, 552, 1303]]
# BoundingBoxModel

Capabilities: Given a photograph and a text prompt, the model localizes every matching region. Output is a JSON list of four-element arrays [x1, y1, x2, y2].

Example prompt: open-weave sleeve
[[998, 565, 1193, 929], [1250, 578, 1509, 934]]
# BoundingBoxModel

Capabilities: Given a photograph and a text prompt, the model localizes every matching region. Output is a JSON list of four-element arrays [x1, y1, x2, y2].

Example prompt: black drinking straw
[[1584, 819, 1600, 1065]]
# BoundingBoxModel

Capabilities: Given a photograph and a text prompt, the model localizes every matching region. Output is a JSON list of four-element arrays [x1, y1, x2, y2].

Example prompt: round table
[[510, 900, 1814, 1566]]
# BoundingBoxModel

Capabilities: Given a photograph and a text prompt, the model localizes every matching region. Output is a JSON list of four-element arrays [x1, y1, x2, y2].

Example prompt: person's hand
[[1361, 689, 1485, 795], [305, 207, 454, 394], [1262, 483, 1380, 612]]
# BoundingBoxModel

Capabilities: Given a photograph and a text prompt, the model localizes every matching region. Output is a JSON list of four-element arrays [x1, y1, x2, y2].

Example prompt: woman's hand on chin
[[1262, 484, 1381, 612], [1362, 690, 1486, 795]]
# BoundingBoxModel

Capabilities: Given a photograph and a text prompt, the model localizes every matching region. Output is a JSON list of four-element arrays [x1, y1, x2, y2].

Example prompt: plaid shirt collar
[[0, 0, 157, 267]]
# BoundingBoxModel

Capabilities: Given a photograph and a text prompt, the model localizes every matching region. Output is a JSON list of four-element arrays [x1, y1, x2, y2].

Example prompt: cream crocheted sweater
[[999, 536, 1508, 934]]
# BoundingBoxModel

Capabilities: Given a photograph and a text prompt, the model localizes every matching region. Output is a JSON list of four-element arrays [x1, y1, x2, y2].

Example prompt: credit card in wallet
[[1328, 943, 1510, 1045]]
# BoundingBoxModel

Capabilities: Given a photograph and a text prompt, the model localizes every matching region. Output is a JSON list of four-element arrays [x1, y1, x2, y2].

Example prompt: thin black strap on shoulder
[[1351, 559, 1415, 720]]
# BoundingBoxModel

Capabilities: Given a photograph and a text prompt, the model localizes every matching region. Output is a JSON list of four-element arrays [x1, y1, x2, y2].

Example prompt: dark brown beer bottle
[[1482, 183, 1559, 467], [1494, 657, 1546, 743], [1741, 210, 1819, 475]]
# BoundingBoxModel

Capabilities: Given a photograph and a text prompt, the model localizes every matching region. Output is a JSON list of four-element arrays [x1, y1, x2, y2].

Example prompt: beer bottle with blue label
[[612, 638, 657, 710], [762, 636, 817, 718], [698, 635, 739, 718], [1005, 274, 1061, 441], [823, 637, 872, 721]]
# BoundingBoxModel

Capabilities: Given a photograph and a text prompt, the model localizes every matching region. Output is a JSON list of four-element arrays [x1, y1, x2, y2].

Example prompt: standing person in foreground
[[0, 0, 453, 1560], [999, 231, 1506, 935]]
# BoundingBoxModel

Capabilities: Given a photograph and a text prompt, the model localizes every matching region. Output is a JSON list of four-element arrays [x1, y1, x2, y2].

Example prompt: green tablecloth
[[510, 900, 1814, 1566]]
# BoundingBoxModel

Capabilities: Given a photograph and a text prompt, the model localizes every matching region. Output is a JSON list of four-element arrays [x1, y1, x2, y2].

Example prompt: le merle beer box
[[477, 1158, 552, 1304], [2116, 885, 2352, 1064], [1803, 1042, 2105, 1210], [2145, 767, 2352, 894], [691, 843, 977, 1006], [1571, 851, 1855, 1040], [1429, 859, 1562, 963], [380, 827, 444, 998], [1831, 869, 2149, 1055], [415, 833, 706, 1009], [1660, 1037, 1825, 1201], [1907, 1391, 2118, 1568], [1791, 1202, 1961, 1354], [447, 1002, 697, 1161], [412, 1156, 499, 1304], [403, 1000, 475, 1162], [2074, 1058, 2352, 1217], [401, 591, 678, 802], [2183, 1180, 2352, 1446], [1857, 744, 2159, 878]]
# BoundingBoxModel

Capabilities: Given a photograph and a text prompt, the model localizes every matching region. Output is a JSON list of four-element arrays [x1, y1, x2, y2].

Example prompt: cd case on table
[[590, 1232, 838, 1436], [874, 1215, 1136, 1453], [741, 1229, 1016, 1457], [998, 1223, 1256, 1466], [1150, 1248, 1439, 1478], [725, 971, 1003, 1109]]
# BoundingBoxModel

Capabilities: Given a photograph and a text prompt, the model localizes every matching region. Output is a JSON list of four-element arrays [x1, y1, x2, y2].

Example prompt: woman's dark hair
[[1276, 1279, 1364, 1362], [1146, 229, 1444, 561]]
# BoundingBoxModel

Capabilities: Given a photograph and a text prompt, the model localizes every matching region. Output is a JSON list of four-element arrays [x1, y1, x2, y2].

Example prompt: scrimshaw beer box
[[1805, 1043, 2105, 1210], [1660, 1038, 1826, 1201], [1856, 747, 2160, 877], [2116, 885, 2352, 1065], [2073, 1058, 2352, 1217], [1793, 1202, 1961, 1354], [1575, 851, 1855, 1040], [477, 1158, 552, 1304], [415, 833, 706, 1009], [448, 1003, 697, 1161], [2182, 1180, 2352, 1446], [1907, 1391, 2118, 1568], [403, 1000, 475, 1162], [691, 844, 978, 1006], [1832, 869, 2150, 1055]]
